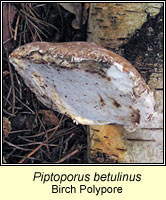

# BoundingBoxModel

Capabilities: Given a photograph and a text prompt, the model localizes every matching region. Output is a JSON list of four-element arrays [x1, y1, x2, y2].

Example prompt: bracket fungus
[[9, 42, 156, 162], [9, 42, 155, 130]]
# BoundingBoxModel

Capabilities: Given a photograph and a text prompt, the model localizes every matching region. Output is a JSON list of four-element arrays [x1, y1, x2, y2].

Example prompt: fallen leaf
[[3, 117, 12, 137], [11, 113, 36, 130], [25, 115, 36, 130], [11, 113, 27, 130], [38, 110, 59, 127], [59, 3, 82, 29]]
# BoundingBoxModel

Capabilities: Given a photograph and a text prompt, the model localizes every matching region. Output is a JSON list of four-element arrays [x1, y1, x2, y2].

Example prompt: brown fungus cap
[[9, 42, 155, 131]]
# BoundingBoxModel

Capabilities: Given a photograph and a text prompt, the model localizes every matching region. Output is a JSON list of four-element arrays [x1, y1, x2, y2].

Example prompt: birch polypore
[[9, 42, 155, 132]]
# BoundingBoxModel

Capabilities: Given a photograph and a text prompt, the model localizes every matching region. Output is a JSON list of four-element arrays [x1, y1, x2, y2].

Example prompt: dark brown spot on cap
[[112, 100, 121, 108], [99, 94, 105, 107], [131, 109, 140, 124]]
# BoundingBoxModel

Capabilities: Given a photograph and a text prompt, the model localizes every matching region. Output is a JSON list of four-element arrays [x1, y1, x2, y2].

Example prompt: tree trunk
[[87, 3, 163, 163]]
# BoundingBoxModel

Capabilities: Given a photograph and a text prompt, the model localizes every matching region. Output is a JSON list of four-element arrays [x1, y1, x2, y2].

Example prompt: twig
[[63, 133, 75, 154], [8, 3, 13, 37], [18, 116, 64, 163], [4, 140, 31, 151], [14, 95, 35, 114], [3, 92, 12, 107], [3, 29, 28, 45], [14, 14, 20, 40], [56, 149, 79, 164], [18, 143, 43, 163], [3, 109, 15, 117], [8, 129, 31, 134], [36, 111, 50, 153], [19, 126, 58, 138], [8, 61, 16, 114], [15, 73, 22, 99]]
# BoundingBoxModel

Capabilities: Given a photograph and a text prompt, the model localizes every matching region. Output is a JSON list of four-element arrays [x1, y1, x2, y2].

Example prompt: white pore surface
[[10, 58, 155, 130]]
